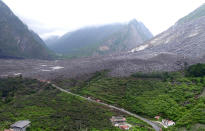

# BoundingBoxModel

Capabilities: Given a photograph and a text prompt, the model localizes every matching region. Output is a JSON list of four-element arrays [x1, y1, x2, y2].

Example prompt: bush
[[186, 63, 205, 77], [131, 72, 183, 81]]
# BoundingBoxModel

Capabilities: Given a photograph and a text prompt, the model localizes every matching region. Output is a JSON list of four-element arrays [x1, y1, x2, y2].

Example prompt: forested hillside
[[0, 77, 151, 131], [54, 64, 205, 131], [47, 19, 153, 58], [0, 0, 54, 59]]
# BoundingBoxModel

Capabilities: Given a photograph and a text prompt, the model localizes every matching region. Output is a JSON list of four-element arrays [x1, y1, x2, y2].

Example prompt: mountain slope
[[131, 3, 205, 59], [0, 77, 124, 130], [44, 35, 59, 46], [54, 69, 205, 131], [47, 20, 153, 57], [177, 3, 205, 24], [0, 0, 53, 59]]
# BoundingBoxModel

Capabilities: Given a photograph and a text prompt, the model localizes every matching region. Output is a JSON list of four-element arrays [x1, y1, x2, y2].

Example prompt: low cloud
[[3, 0, 205, 39]]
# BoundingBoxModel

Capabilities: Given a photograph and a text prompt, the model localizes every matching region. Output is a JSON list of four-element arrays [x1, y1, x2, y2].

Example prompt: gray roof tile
[[10, 120, 30, 128]]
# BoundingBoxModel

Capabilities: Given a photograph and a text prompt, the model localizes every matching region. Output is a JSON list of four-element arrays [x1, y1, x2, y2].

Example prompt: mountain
[[0, 0, 53, 59], [47, 19, 153, 57], [44, 35, 59, 46], [130, 3, 205, 59], [177, 3, 205, 24]]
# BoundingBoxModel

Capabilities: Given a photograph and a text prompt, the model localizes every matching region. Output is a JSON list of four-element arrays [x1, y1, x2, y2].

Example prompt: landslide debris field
[[0, 53, 204, 80]]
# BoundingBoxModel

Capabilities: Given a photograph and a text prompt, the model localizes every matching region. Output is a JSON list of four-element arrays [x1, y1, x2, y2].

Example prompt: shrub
[[186, 63, 205, 77]]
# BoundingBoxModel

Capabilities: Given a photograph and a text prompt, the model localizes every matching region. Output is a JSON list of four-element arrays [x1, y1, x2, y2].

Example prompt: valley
[[0, 53, 204, 80], [0, 0, 205, 130], [1, 57, 204, 131]]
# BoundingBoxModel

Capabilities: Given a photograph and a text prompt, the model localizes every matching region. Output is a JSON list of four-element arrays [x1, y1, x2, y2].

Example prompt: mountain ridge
[[177, 3, 205, 24], [46, 19, 153, 58], [0, 0, 54, 59], [130, 3, 205, 59]]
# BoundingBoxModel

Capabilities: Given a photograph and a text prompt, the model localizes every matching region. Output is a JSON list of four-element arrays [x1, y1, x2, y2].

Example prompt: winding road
[[52, 84, 161, 131]]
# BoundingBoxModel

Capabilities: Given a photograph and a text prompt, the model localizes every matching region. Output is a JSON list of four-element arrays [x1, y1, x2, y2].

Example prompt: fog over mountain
[[46, 19, 153, 57], [0, 1, 205, 131], [2, 0, 204, 39]]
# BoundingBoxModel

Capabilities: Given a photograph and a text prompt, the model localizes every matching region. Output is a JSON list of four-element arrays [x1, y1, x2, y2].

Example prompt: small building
[[110, 116, 126, 123], [162, 119, 175, 126], [119, 125, 130, 130], [10, 120, 31, 131], [154, 116, 160, 120], [96, 99, 101, 102], [113, 123, 120, 127], [4, 129, 14, 131], [110, 116, 132, 130], [39, 80, 46, 83]]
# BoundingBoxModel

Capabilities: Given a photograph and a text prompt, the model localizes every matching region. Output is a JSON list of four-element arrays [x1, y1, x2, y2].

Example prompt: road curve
[[52, 84, 161, 131]]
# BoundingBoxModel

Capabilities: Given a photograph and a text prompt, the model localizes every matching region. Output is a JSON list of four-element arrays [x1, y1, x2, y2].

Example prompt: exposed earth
[[1, 53, 204, 80]]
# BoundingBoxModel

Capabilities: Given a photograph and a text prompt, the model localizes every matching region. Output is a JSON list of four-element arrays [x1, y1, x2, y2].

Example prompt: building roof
[[111, 117, 126, 122], [168, 121, 175, 124], [155, 116, 160, 119], [112, 116, 126, 119], [119, 125, 129, 129], [10, 120, 30, 128]]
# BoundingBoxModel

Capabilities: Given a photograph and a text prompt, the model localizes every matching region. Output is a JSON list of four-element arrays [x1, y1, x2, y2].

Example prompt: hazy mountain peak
[[46, 21, 153, 58], [129, 19, 139, 24]]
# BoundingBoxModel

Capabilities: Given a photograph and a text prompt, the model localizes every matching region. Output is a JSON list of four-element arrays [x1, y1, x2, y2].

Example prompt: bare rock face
[[130, 4, 205, 59], [0, 0, 53, 59]]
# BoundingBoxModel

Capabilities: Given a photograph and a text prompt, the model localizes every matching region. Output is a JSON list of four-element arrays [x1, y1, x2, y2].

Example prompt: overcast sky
[[2, 0, 205, 39]]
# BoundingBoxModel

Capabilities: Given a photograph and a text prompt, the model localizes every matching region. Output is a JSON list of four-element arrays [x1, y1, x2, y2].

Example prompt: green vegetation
[[62, 42, 104, 59], [0, 77, 126, 131], [48, 19, 152, 58], [186, 63, 205, 77], [126, 117, 154, 131], [90, 117, 153, 131], [0, 77, 152, 131], [0, 0, 54, 59], [55, 65, 205, 130], [1, 63, 205, 130]]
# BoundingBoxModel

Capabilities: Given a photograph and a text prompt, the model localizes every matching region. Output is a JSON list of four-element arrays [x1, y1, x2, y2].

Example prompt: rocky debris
[[130, 14, 205, 59], [0, 52, 202, 80]]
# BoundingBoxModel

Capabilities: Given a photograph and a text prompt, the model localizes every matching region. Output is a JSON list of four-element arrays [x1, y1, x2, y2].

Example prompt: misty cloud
[[3, 0, 205, 39]]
